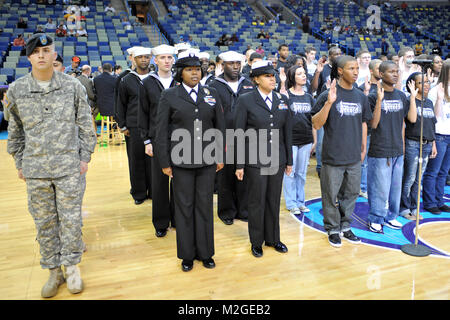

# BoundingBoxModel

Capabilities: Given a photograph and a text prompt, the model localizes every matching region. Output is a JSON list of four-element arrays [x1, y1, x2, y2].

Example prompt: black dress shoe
[[266, 241, 288, 253], [134, 199, 145, 205], [181, 260, 193, 272], [221, 218, 233, 225], [251, 245, 263, 257], [202, 258, 215, 269], [439, 205, 450, 213], [155, 229, 167, 237], [425, 207, 441, 214]]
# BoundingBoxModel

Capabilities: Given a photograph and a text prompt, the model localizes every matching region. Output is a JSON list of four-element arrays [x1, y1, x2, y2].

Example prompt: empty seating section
[[159, 0, 323, 57], [285, 0, 448, 58], [0, 0, 151, 84]]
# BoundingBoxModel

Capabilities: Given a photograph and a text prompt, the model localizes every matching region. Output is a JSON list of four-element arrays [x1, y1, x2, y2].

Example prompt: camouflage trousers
[[26, 173, 83, 269]]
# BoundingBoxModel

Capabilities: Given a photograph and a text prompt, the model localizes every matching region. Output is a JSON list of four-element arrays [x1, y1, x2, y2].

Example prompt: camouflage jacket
[[6, 71, 97, 178]]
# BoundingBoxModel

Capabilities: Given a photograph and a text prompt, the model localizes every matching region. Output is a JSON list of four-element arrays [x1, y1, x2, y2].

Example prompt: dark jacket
[[93, 72, 116, 116], [139, 72, 177, 144], [115, 71, 148, 129], [154, 84, 226, 169], [209, 74, 255, 129], [234, 89, 292, 169]]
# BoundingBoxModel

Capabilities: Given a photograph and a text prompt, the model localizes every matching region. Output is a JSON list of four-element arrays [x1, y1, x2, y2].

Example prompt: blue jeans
[[360, 134, 371, 193], [367, 155, 404, 224], [315, 127, 324, 172], [283, 143, 312, 210], [422, 134, 450, 208], [400, 139, 432, 216]]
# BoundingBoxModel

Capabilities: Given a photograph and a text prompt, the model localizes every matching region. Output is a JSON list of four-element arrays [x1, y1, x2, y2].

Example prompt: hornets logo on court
[[292, 186, 450, 258]]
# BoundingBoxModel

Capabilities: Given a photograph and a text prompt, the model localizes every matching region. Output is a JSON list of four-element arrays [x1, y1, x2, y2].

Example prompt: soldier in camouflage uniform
[[6, 34, 97, 298]]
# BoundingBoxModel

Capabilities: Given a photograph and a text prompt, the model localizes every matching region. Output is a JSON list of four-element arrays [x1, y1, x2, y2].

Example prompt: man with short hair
[[116, 47, 153, 204], [311, 55, 372, 247], [6, 33, 96, 298], [356, 49, 372, 87], [139, 44, 177, 237], [277, 44, 289, 70], [93, 63, 116, 117], [367, 61, 417, 233], [77, 65, 96, 113], [210, 51, 255, 225], [305, 46, 317, 76], [397, 47, 417, 93]]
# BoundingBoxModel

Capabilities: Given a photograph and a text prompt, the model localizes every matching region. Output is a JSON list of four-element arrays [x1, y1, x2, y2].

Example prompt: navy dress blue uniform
[[154, 68, 225, 268], [139, 72, 177, 233], [210, 74, 254, 223], [116, 71, 152, 202], [234, 73, 293, 255]]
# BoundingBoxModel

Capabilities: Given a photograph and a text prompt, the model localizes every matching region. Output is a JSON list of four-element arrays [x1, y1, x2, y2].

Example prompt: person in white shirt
[[104, 3, 116, 14], [305, 46, 318, 77], [422, 61, 450, 214], [356, 49, 371, 87], [76, 26, 87, 37], [45, 18, 56, 30]]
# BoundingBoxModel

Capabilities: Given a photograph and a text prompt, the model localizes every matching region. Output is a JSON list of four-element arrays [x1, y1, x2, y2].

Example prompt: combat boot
[[41, 267, 65, 298], [65, 265, 84, 294]]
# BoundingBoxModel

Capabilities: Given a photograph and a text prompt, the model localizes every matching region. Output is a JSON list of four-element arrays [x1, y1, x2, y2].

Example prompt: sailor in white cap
[[198, 52, 214, 86], [116, 47, 153, 205], [234, 60, 293, 258], [209, 51, 255, 225], [174, 42, 191, 55], [114, 46, 143, 116], [138, 44, 178, 237]]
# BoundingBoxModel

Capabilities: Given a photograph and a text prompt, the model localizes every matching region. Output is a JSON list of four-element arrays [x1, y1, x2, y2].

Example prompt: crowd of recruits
[[5, 32, 450, 297]]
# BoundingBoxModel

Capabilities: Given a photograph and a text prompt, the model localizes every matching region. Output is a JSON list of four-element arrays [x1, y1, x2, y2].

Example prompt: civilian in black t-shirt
[[366, 61, 417, 233], [400, 73, 438, 220], [312, 47, 342, 179], [357, 59, 381, 198], [282, 65, 316, 215], [312, 55, 373, 247]]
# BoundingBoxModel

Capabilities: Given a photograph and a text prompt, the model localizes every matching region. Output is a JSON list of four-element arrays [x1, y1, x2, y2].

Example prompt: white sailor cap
[[219, 51, 244, 62], [152, 44, 176, 56], [198, 52, 210, 60], [133, 47, 152, 57], [174, 42, 191, 53], [126, 46, 143, 56]]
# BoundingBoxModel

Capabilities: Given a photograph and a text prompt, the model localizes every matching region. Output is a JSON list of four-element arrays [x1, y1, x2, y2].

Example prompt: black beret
[[26, 33, 54, 57], [56, 53, 63, 64]]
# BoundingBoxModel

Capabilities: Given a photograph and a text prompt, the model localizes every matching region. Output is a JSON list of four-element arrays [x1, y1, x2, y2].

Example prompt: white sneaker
[[369, 222, 383, 233], [385, 219, 403, 230], [299, 205, 310, 213], [359, 190, 368, 199], [289, 208, 301, 215], [65, 265, 84, 294]]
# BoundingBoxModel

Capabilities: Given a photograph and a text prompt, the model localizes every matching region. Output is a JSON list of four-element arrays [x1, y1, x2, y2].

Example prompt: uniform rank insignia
[[278, 103, 288, 110], [204, 95, 216, 106], [203, 88, 210, 95], [243, 86, 253, 89]]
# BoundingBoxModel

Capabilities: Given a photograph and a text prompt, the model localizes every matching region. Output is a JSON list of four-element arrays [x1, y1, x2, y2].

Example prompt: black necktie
[[265, 96, 272, 109], [190, 89, 197, 102]]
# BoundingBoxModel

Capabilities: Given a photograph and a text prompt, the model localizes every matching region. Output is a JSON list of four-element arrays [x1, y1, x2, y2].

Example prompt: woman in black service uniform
[[234, 60, 293, 258], [154, 51, 225, 272]]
